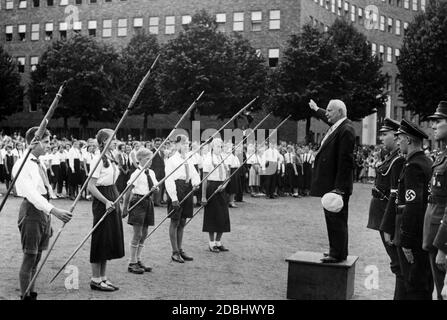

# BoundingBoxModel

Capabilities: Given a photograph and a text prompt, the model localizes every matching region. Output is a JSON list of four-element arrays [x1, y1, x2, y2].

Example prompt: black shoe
[[128, 263, 145, 274], [137, 261, 152, 272], [179, 250, 193, 261], [209, 245, 219, 253], [216, 245, 229, 252], [90, 280, 115, 291], [103, 280, 119, 291], [30, 292, 37, 300], [171, 252, 185, 263], [320, 256, 345, 263]]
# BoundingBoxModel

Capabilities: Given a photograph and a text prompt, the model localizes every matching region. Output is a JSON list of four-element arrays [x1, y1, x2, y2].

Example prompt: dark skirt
[[303, 163, 312, 189], [285, 163, 298, 189], [90, 185, 125, 263], [167, 180, 193, 220], [226, 167, 241, 194], [50, 165, 60, 185], [116, 171, 129, 194], [0, 164, 4, 183], [203, 181, 230, 233]]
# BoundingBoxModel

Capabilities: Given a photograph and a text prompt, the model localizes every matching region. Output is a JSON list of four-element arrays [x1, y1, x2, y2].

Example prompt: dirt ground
[[0, 183, 397, 300]]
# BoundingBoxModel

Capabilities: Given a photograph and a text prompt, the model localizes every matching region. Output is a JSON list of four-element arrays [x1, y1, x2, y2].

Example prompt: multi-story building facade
[[0, 0, 426, 143]]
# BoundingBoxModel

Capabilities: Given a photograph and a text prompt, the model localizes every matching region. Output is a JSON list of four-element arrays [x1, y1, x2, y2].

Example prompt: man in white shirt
[[13, 127, 72, 300], [262, 140, 281, 199], [165, 135, 200, 263]]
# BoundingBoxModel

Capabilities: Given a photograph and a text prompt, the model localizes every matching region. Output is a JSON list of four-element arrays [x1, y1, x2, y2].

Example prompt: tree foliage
[[0, 46, 23, 120], [30, 35, 124, 129], [397, 1, 447, 118], [273, 19, 387, 125], [157, 10, 269, 123]]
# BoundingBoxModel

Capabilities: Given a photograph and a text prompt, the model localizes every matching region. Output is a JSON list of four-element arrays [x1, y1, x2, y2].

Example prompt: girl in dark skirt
[[202, 138, 230, 252], [3, 144, 15, 190], [87, 128, 124, 292]]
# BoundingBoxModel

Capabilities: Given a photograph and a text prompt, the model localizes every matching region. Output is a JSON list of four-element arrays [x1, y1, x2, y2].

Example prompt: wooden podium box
[[285, 251, 359, 300]]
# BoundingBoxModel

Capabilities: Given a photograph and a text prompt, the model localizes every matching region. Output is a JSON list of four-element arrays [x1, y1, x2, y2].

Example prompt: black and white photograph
[[0, 0, 447, 309]]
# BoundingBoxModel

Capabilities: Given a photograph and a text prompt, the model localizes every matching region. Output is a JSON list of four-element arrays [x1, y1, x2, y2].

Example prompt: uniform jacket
[[394, 150, 432, 249], [368, 148, 404, 231]]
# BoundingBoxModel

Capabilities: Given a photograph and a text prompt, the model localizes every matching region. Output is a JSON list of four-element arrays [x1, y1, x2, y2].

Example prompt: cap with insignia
[[428, 101, 447, 120], [396, 119, 428, 140], [379, 118, 400, 132]]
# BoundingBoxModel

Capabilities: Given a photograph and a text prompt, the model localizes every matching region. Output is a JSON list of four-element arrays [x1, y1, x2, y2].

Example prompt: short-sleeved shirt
[[203, 153, 227, 181], [89, 155, 118, 186], [128, 168, 158, 195]]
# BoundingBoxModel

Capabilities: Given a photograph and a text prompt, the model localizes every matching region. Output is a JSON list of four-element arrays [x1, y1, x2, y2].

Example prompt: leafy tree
[[0, 46, 23, 120], [157, 10, 269, 127], [30, 35, 124, 137], [273, 20, 387, 141], [121, 32, 162, 139], [397, 1, 447, 118]]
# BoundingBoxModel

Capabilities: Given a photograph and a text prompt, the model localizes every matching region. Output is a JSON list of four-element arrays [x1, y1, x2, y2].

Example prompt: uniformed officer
[[367, 118, 405, 299], [423, 101, 447, 299], [394, 119, 433, 300]]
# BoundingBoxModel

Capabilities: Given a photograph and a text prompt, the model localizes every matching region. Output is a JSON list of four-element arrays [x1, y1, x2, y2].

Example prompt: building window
[[17, 57, 26, 73], [90, 0, 97, 3], [19, 0, 27, 8], [59, 22, 67, 40], [412, 0, 418, 11], [331, 0, 336, 13], [337, 0, 342, 16], [387, 47, 393, 62], [268, 48, 279, 67], [216, 13, 226, 32], [403, 22, 409, 35], [181, 15, 191, 25], [233, 12, 244, 31], [47, 0, 53, 6], [60, 0, 68, 5], [421, 0, 425, 11], [358, 7, 363, 24], [386, 76, 391, 91], [395, 48, 400, 59], [31, 23, 39, 40], [395, 19, 401, 35], [6, 25, 13, 41], [73, 21, 82, 34], [6, 0, 14, 9], [45, 22, 53, 40], [149, 17, 159, 34], [117, 18, 127, 37], [251, 11, 262, 32], [269, 10, 280, 30], [165, 16, 175, 34], [371, 43, 377, 56], [88, 20, 96, 37], [344, 1, 349, 15], [75, 0, 82, 4], [325, 0, 330, 10], [30, 56, 39, 72], [379, 15, 385, 31], [379, 45, 384, 61], [404, 0, 409, 9], [397, 0, 401, 6], [102, 19, 112, 37], [387, 17, 393, 33], [351, 5, 356, 22], [18, 24, 26, 41], [33, 0, 39, 6], [133, 17, 143, 34]]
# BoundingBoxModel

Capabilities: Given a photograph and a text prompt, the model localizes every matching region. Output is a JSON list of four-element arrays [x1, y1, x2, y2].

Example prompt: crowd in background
[[0, 131, 321, 206], [1, 130, 439, 205]]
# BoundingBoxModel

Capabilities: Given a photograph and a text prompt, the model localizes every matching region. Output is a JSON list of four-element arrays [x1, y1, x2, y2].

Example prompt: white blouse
[[89, 155, 118, 186], [128, 167, 159, 196], [202, 153, 228, 181]]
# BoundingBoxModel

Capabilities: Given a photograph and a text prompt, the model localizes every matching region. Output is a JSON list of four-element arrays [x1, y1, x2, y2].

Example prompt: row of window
[[313, 0, 425, 16], [312, 0, 418, 35], [371, 43, 400, 63], [2, 11, 281, 42], [0, 0, 124, 9]]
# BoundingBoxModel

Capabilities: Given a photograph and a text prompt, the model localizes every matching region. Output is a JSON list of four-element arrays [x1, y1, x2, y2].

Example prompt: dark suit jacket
[[310, 108, 356, 197], [150, 148, 165, 180]]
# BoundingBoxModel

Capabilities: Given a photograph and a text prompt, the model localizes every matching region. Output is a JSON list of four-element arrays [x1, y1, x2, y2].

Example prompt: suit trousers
[[323, 195, 349, 260], [379, 231, 405, 300]]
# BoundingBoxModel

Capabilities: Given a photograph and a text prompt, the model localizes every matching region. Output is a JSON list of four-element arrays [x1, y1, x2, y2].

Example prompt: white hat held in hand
[[321, 192, 344, 213]]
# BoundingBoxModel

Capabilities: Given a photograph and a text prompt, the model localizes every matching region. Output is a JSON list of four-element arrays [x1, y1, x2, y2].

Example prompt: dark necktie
[[31, 158, 51, 195], [145, 169, 154, 189]]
